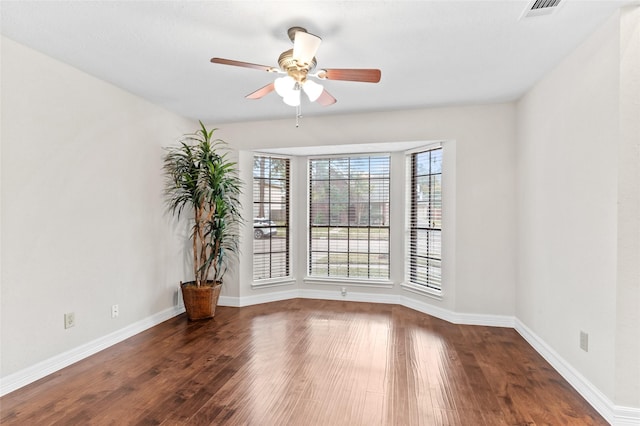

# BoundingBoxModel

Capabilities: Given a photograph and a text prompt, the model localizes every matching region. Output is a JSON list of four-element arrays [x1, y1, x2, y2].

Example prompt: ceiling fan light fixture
[[211, 25, 381, 123], [303, 79, 324, 102]]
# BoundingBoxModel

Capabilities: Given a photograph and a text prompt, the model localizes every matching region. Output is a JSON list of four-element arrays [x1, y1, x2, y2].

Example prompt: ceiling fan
[[211, 26, 382, 109]]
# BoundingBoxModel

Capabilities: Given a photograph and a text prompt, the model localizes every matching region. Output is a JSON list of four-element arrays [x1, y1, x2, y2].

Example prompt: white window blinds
[[253, 156, 290, 281], [408, 148, 442, 291], [309, 155, 390, 280]]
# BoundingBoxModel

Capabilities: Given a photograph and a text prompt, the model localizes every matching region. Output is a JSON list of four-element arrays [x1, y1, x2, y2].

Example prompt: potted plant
[[163, 121, 242, 320]]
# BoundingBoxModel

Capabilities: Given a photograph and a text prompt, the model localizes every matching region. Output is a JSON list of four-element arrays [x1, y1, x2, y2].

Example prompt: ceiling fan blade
[[292, 31, 322, 66], [319, 68, 382, 83], [246, 82, 275, 100], [210, 57, 276, 72], [316, 89, 337, 106]]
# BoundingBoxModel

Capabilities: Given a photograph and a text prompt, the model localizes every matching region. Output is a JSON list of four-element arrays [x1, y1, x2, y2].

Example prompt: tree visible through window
[[253, 156, 290, 281], [309, 155, 390, 279], [409, 148, 442, 291]]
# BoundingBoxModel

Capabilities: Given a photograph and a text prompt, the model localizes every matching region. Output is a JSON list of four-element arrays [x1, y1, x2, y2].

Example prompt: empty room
[[1, 1, 638, 425]]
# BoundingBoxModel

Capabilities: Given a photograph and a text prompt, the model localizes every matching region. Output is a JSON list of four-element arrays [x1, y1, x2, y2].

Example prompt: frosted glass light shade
[[302, 80, 323, 102], [283, 90, 301, 107], [293, 31, 321, 66], [274, 76, 296, 97]]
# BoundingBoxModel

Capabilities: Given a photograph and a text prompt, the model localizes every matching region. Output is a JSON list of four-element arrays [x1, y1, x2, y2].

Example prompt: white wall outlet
[[111, 304, 119, 318], [341, 287, 347, 296], [580, 331, 589, 352], [64, 312, 75, 329]]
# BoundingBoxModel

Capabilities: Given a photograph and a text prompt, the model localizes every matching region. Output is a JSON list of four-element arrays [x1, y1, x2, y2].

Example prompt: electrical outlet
[[341, 287, 347, 296], [580, 331, 589, 352], [64, 312, 75, 329], [111, 304, 119, 319]]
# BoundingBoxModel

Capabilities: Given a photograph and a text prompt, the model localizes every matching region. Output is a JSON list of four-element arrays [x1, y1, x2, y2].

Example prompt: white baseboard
[[220, 288, 514, 328], [515, 319, 640, 426], [299, 288, 400, 304], [401, 295, 516, 328], [0, 305, 184, 397], [614, 406, 640, 426], [218, 289, 298, 308], [3, 290, 638, 425]]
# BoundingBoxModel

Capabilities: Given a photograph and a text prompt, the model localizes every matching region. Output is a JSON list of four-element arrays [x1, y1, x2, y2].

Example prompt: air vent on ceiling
[[521, 0, 563, 18]]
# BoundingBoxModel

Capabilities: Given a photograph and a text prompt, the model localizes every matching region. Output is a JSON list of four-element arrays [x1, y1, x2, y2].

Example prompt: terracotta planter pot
[[180, 281, 222, 320]]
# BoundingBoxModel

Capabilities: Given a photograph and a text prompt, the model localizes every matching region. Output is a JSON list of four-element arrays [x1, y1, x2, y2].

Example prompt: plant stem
[[193, 206, 201, 286]]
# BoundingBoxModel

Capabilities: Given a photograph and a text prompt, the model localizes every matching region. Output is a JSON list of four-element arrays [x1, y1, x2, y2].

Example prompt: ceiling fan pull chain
[[295, 104, 302, 128]]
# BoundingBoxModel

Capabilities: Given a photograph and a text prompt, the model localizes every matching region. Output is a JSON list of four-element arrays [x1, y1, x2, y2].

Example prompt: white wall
[[215, 102, 517, 317], [0, 37, 195, 377], [516, 7, 639, 408], [615, 6, 640, 409]]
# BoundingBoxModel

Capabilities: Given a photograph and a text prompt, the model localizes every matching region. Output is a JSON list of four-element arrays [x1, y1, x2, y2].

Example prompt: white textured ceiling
[[1, 1, 636, 124]]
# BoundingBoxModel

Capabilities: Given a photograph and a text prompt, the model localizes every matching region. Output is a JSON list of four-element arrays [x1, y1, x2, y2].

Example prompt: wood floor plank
[[0, 299, 608, 425]]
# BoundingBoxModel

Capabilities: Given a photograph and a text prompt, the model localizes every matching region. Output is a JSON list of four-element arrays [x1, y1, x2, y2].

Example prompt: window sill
[[251, 278, 296, 289], [400, 282, 443, 300], [304, 276, 394, 288]]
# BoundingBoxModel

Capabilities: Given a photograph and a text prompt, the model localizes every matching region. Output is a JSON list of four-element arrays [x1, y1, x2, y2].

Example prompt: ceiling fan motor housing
[[278, 49, 317, 83]]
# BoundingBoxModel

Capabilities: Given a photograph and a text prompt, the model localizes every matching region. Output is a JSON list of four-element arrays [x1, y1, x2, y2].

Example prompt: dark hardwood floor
[[1, 299, 606, 425]]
